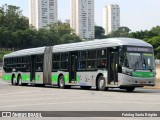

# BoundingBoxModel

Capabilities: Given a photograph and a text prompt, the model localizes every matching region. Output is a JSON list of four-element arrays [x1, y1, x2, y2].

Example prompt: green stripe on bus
[[51, 75, 80, 83], [52, 75, 58, 82], [21, 74, 30, 81], [3, 75, 12, 81], [35, 74, 39, 81], [132, 72, 154, 78], [76, 75, 80, 82], [64, 75, 69, 83], [51, 75, 69, 83]]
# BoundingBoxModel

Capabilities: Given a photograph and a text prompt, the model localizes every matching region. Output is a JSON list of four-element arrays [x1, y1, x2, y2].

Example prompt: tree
[[49, 21, 73, 37], [151, 26, 160, 35], [0, 4, 29, 49], [0, 4, 29, 31], [129, 30, 156, 40], [146, 36, 160, 58], [49, 22, 82, 44], [95, 26, 105, 39], [108, 26, 131, 38]]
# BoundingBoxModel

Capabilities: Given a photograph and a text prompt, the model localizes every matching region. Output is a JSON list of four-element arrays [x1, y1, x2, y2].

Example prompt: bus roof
[[53, 38, 152, 53], [4, 38, 152, 58], [4, 47, 46, 58]]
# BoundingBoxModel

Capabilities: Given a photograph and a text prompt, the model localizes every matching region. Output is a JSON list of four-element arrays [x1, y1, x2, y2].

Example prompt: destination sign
[[127, 47, 152, 52]]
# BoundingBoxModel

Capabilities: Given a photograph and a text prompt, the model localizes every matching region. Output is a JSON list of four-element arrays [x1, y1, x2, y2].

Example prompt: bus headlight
[[122, 70, 132, 76], [126, 71, 132, 76]]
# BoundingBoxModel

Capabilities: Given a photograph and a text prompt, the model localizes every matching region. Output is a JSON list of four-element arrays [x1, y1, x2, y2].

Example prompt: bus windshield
[[126, 53, 155, 70]]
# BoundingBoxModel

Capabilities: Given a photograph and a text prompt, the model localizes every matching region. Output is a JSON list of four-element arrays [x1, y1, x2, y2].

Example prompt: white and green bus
[[2, 38, 156, 91]]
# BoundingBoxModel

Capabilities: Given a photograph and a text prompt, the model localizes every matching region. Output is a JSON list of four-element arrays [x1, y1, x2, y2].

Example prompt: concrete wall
[[156, 64, 160, 79]]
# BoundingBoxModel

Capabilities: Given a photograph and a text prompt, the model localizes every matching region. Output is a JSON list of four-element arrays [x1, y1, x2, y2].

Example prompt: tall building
[[29, 0, 58, 29], [103, 4, 120, 35], [70, 0, 95, 39]]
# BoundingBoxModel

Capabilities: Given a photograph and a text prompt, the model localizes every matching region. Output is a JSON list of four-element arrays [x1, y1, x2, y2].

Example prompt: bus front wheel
[[12, 75, 17, 85], [97, 76, 107, 91]]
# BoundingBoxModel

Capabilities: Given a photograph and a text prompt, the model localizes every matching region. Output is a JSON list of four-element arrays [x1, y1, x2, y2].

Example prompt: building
[[29, 0, 58, 29], [103, 4, 120, 35], [70, 0, 95, 39]]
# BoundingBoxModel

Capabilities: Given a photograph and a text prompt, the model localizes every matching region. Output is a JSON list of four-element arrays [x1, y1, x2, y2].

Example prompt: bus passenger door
[[30, 55, 36, 81], [69, 52, 77, 83], [108, 48, 118, 85]]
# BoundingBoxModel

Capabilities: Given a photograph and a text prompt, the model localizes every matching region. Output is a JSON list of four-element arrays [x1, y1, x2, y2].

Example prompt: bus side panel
[[77, 70, 107, 87], [2, 71, 12, 83], [51, 71, 69, 85], [34, 72, 43, 84]]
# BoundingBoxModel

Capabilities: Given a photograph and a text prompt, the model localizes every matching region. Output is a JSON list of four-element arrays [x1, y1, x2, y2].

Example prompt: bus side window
[[97, 49, 107, 69], [78, 51, 87, 70], [52, 53, 60, 70], [87, 50, 97, 69]]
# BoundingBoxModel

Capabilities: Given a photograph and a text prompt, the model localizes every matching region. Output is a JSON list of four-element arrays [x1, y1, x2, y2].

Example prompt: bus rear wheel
[[12, 75, 17, 85], [97, 76, 107, 91], [58, 75, 65, 89], [58, 75, 71, 89], [126, 87, 135, 92], [18, 75, 22, 86]]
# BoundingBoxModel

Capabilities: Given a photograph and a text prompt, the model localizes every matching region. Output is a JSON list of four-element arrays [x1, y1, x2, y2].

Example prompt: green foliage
[[0, 51, 12, 62], [151, 26, 160, 35], [107, 26, 131, 38], [146, 36, 160, 58], [95, 26, 105, 39], [0, 4, 82, 51], [0, 4, 29, 31]]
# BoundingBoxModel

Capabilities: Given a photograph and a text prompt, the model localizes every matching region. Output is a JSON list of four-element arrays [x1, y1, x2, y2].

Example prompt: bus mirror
[[118, 65, 122, 73]]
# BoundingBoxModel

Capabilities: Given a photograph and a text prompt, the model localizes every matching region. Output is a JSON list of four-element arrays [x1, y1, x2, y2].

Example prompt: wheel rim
[[60, 77, 64, 87], [13, 77, 16, 85], [19, 77, 22, 85], [99, 79, 105, 89]]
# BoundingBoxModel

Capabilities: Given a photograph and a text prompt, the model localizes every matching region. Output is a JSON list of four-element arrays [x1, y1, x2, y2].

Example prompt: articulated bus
[[2, 38, 156, 91]]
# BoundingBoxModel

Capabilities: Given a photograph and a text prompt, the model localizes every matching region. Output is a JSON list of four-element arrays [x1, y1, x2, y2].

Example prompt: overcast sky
[[0, 0, 160, 32]]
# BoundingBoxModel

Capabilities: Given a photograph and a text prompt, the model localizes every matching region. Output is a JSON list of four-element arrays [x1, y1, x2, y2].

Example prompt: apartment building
[[103, 4, 120, 35], [70, 0, 95, 39], [29, 0, 58, 29]]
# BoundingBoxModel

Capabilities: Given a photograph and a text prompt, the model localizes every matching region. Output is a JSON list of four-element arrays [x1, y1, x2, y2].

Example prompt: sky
[[0, 0, 160, 32]]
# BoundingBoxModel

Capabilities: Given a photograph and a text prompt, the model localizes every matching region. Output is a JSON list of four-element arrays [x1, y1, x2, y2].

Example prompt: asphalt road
[[0, 79, 160, 120]]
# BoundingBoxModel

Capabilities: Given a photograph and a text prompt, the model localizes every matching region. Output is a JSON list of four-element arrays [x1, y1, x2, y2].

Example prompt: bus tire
[[12, 75, 17, 85], [58, 75, 65, 89], [97, 76, 106, 91], [17, 75, 22, 86], [80, 86, 92, 90], [126, 87, 135, 92]]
